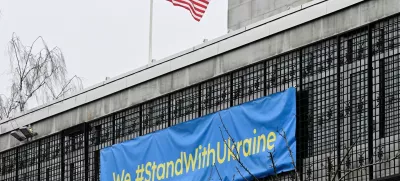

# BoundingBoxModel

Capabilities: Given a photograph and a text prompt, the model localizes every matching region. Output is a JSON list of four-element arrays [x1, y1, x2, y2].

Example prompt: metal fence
[[1, 13, 400, 181]]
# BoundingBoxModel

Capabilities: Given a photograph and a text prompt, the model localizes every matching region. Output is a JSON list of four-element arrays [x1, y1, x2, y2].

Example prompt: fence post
[[367, 24, 374, 180], [112, 114, 116, 145], [297, 48, 303, 181], [84, 123, 89, 181], [38, 139, 41, 181], [15, 147, 18, 180], [264, 61, 267, 97], [61, 132, 65, 181], [336, 35, 342, 179], [230, 73, 234, 107], [378, 36, 386, 138], [139, 105, 143, 136], [198, 84, 202, 117], [168, 95, 172, 127]]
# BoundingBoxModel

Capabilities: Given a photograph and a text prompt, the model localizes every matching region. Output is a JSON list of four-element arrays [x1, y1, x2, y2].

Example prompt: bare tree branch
[[209, 112, 399, 181], [338, 152, 400, 181], [322, 155, 334, 181], [0, 33, 82, 120], [235, 167, 250, 181], [214, 164, 222, 181], [277, 129, 300, 180], [330, 134, 362, 181], [218, 112, 259, 181], [268, 150, 279, 181], [208, 164, 214, 181], [54, 75, 82, 100]]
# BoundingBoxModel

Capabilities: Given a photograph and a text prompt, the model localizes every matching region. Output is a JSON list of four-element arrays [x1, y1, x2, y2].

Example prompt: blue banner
[[101, 88, 296, 181]]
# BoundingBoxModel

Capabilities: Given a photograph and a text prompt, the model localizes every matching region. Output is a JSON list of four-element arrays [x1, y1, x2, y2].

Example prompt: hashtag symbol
[[135, 164, 145, 181]]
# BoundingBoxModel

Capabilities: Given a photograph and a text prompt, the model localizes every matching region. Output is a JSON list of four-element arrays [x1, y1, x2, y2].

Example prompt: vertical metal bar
[[336, 35, 342, 179], [15, 147, 18, 180], [198, 84, 202, 117], [139, 105, 143, 136], [379, 54, 385, 138], [230, 73, 234, 107], [264, 61, 267, 97], [46, 168, 50, 181], [299, 50, 303, 90], [38, 140, 41, 181], [168, 94, 172, 127], [298, 48, 303, 181], [1, 156, 4, 179], [112, 114, 116, 145], [69, 163, 74, 181], [84, 123, 89, 181], [94, 150, 100, 181], [61, 132, 65, 181], [367, 24, 374, 180]]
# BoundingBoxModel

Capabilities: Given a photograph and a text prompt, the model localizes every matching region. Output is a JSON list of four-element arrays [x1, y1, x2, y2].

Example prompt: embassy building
[[1, 0, 400, 180]]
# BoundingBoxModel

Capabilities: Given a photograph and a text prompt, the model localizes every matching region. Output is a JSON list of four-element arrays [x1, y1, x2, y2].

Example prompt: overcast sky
[[0, 0, 227, 108]]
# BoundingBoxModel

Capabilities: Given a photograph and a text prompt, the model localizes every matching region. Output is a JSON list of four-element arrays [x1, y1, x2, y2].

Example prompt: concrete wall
[[228, 0, 313, 30], [1, 0, 400, 152]]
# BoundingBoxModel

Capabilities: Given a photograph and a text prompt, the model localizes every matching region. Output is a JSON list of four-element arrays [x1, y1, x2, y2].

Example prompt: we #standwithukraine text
[[112, 129, 277, 181]]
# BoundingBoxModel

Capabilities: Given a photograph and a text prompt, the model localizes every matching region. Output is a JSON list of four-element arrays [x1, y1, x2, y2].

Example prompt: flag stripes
[[167, 0, 211, 21]]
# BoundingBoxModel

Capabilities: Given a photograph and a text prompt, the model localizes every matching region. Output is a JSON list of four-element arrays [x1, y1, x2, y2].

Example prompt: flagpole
[[148, 0, 154, 64]]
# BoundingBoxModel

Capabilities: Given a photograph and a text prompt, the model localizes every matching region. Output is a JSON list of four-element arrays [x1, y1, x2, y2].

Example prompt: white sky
[[0, 0, 227, 108]]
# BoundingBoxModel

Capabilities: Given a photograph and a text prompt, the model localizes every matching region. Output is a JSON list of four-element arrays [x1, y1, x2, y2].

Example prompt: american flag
[[167, 0, 211, 22]]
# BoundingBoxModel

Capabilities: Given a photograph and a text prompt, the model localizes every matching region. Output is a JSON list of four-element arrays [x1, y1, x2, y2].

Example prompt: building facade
[[228, 0, 314, 30], [1, 0, 400, 180]]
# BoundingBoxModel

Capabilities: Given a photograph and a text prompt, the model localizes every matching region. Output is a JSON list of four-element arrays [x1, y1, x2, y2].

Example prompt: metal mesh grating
[[299, 38, 339, 181], [339, 28, 370, 181], [232, 62, 265, 106], [372, 15, 400, 180], [171, 85, 200, 125], [266, 51, 299, 95], [17, 142, 39, 181], [200, 75, 231, 115], [39, 134, 61, 181], [0, 148, 17, 181], [88, 116, 114, 181], [115, 106, 141, 143], [64, 129, 85, 181], [142, 96, 169, 135]]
